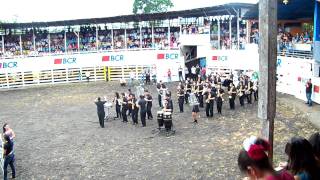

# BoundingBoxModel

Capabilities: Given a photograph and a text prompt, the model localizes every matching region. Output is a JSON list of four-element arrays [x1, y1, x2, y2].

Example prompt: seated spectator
[[285, 137, 320, 180], [308, 133, 320, 166], [238, 136, 294, 180]]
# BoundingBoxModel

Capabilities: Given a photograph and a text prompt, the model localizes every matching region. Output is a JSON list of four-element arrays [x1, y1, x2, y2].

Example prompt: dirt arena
[[0, 81, 318, 180]]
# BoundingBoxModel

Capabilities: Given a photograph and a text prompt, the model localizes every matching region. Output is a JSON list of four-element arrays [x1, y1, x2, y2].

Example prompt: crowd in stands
[[277, 31, 312, 52], [0, 22, 314, 58], [238, 133, 320, 180]]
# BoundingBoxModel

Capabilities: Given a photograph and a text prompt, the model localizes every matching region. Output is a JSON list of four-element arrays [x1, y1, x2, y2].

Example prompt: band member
[[138, 95, 147, 127], [145, 90, 153, 120], [185, 80, 192, 104], [178, 66, 184, 82], [192, 102, 200, 123], [131, 94, 139, 125], [177, 86, 184, 113], [216, 84, 224, 114], [229, 83, 237, 110], [238, 82, 245, 107], [167, 93, 174, 113], [113, 92, 121, 118], [205, 87, 215, 117], [127, 89, 133, 116], [157, 81, 163, 107], [145, 68, 151, 85], [246, 78, 253, 104], [121, 93, 128, 122], [198, 82, 204, 108], [163, 99, 172, 112], [94, 97, 106, 128], [253, 81, 259, 101]]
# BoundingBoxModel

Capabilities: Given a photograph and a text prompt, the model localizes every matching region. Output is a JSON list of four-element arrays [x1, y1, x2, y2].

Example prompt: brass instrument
[[205, 90, 211, 103], [217, 89, 224, 102], [238, 86, 244, 97]]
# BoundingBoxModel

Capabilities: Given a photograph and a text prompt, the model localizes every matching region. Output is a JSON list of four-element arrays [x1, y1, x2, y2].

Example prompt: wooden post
[[258, 0, 277, 161]]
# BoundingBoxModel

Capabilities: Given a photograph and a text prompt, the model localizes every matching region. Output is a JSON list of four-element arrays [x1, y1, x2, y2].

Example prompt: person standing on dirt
[[94, 97, 106, 128], [3, 134, 15, 180]]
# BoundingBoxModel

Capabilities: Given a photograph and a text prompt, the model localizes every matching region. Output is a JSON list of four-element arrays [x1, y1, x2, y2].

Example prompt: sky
[[0, 0, 258, 23]]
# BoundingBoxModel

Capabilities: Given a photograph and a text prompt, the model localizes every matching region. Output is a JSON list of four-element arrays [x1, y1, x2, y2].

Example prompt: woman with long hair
[[238, 136, 294, 180], [113, 92, 121, 119], [309, 132, 320, 166], [286, 137, 320, 180]]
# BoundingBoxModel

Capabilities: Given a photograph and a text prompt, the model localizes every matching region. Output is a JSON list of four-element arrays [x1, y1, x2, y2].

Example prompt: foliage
[[133, 0, 174, 14]]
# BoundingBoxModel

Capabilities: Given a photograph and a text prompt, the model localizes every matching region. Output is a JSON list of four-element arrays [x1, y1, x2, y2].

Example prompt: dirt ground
[[0, 81, 318, 180]]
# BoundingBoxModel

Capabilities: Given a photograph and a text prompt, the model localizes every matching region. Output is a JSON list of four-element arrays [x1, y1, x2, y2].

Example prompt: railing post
[[6, 72, 9, 88], [66, 68, 69, 82], [94, 66, 97, 81]]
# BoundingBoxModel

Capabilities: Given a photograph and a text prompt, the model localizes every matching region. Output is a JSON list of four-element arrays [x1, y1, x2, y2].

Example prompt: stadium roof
[[0, 3, 254, 29], [243, 0, 315, 20], [0, 1, 315, 29]]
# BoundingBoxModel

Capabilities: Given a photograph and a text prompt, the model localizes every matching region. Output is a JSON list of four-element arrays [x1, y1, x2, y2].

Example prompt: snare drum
[[157, 111, 164, 128], [163, 112, 172, 131], [163, 112, 172, 120], [157, 111, 163, 118]]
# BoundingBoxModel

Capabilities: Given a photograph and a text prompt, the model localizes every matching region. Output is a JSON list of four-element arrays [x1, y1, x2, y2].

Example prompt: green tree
[[133, 0, 174, 14]]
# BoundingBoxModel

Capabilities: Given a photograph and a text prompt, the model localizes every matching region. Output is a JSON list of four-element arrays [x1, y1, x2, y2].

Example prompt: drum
[[157, 111, 164, 128], [163, 112, 172, 120], [163, 112, 172, 131]]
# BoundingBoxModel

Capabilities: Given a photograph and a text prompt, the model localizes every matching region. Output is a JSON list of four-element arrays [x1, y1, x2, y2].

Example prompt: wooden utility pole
[[258, 0, 277, 161]]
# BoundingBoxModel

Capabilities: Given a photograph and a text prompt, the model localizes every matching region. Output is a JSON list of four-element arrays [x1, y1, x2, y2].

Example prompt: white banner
[[0, 50, 184, 74]]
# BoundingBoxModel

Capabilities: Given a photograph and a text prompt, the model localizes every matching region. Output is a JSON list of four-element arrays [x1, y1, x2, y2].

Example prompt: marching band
[[95, 71, 258, 128]]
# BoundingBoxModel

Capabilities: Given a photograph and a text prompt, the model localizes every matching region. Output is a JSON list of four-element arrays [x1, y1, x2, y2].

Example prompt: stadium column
[[217, 18, 221, 49], [168, 19, 170, 50], [314, 0, 320, 62], [96, 25, 99, 50], [111, 28, 114, 50], [64, 31, 67, 53], [140, 25, 142, 49], [237, 9, 240, 50], [229, 16, 232, 49], [246, 20, 251, 43], [124, 25, 127, 49], [32, 29, 36, 51], [76, 31, 80, 52], [258, 0, 277, 162], [152, 24, 154, 48], [1, 35, 4, 53], [19, 35, 22, 55], [48, 33, 51, 54]]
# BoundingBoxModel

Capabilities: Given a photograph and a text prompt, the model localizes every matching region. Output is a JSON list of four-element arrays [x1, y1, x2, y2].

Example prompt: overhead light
[[283, 0, 289, 5]]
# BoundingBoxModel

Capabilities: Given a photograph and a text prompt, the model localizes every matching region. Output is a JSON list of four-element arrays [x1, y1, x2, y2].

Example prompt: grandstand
[[0, 1, 318, 102]]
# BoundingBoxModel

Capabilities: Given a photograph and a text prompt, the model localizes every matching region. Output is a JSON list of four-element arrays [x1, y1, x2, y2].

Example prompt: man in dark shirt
[[306, 78, 313, 106], [3, 134, 15, 180], [138, 95, 147, 127], [145, 90, 153, 120], [94, 97, 106, 128]]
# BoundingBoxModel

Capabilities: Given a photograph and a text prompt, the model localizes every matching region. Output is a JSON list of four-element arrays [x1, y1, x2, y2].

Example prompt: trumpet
[[206, 92, 211, 103], [238, 86, 244, 97]]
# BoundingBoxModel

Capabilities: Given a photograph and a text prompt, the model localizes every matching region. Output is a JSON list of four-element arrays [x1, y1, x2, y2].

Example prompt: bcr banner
[[0, 49, 183, 73]]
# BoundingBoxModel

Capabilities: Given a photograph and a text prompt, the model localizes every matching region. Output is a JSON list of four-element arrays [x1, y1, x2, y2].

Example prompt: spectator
[[305, 79, 312, 106], [3, 123, 15, 140], [285, 137, 320, 180], [167, 69, 171, 82], [309, 132, 320, 166], [3, 134, 15, 180], [238, 136, 294, 180]]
